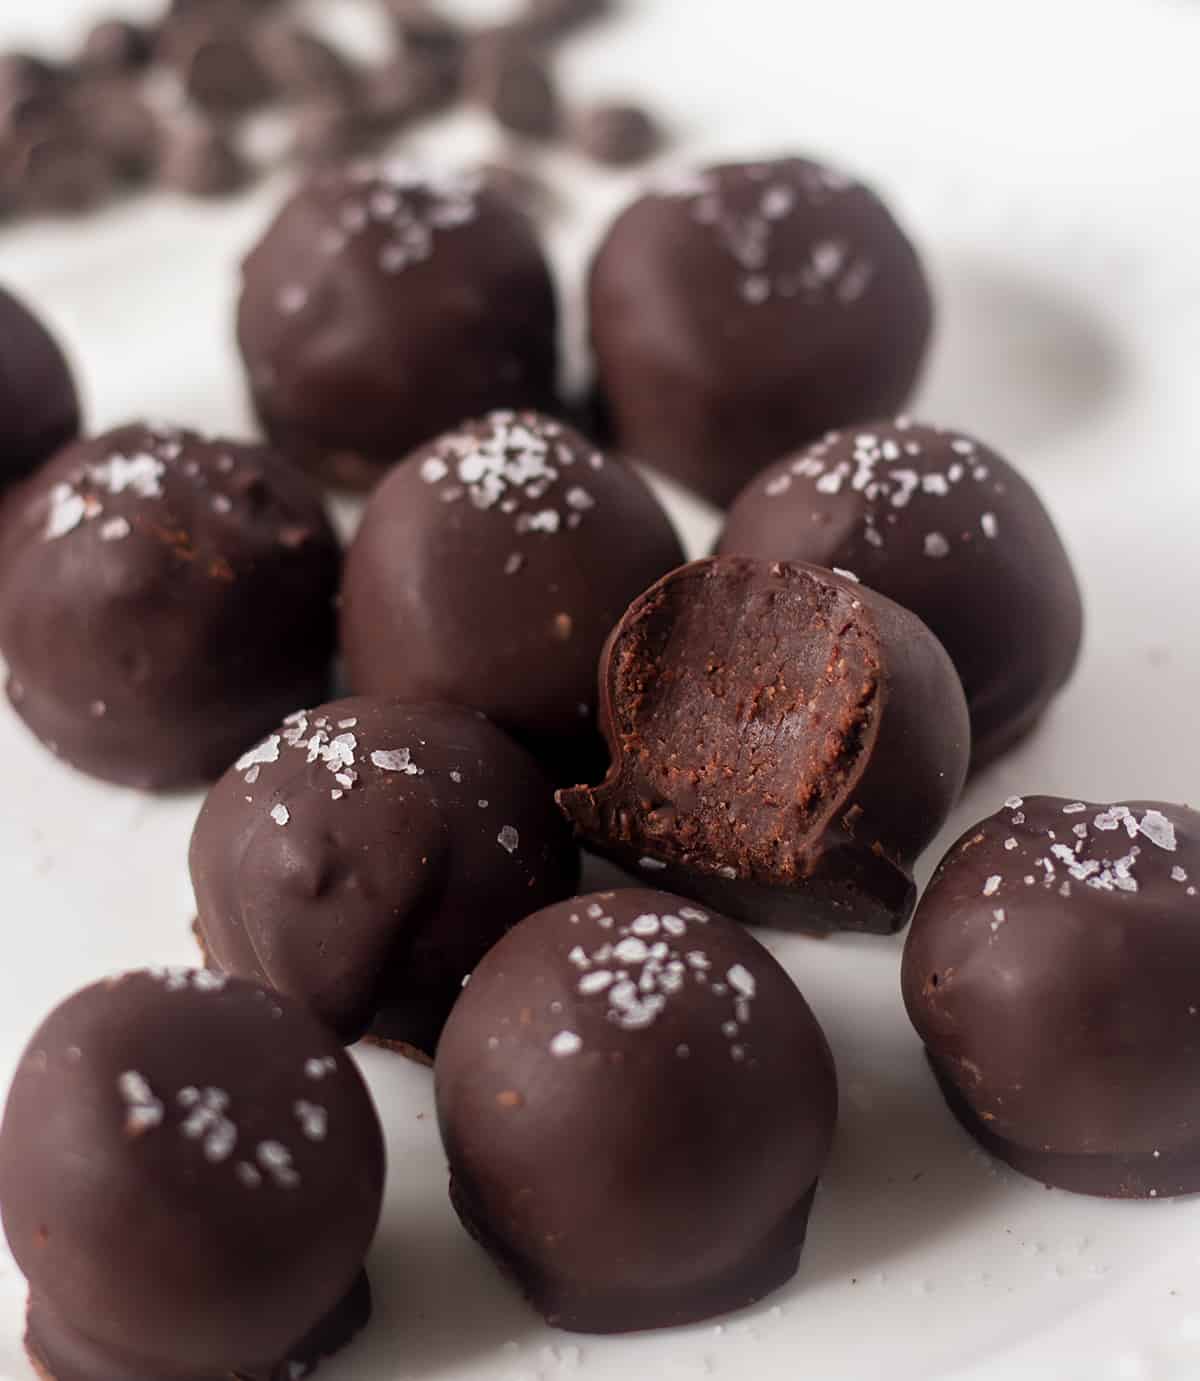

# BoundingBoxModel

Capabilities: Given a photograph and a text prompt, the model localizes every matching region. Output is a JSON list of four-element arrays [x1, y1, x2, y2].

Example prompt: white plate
[[1, 2, 1199, 1379]]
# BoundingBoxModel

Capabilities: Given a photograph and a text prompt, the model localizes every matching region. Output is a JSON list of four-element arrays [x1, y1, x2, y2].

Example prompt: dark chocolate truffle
[[340, 411, 686, 783], [572, 101, 660, 166], [718, 420, 1084, 768], [236, 163, 559, 490], [0, 284, 80, 488], [0, 422, 339, 789], [0, 969, 384, 1381], [588, 157, 933, 507], [436, 887, 837, 1332], [903, 796, 1200, 1199], [191, 696, 580, 1057], [559, 557, 969, 933]]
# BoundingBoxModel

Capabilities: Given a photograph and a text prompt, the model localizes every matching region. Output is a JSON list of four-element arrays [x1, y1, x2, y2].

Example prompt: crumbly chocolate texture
[[436, 887, 838, 1333], [0, 422, 339, 789], [340, 411, 686, 784], [559, 557, 969, 934], [903, 796, 1200, 1199], [0, 970, 384, 1381], [0, 285, 80, 487], [191, 696, 580, 1055], [237, 164, 559, 490], [588, 157, 933, 507], [718, 420, 1084, 768]]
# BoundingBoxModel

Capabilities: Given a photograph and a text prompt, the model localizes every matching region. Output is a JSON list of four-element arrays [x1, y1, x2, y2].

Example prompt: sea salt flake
[[1138, 809, 1177, 852], [237, 735, 281, 773], [639, 856, 667, 870], [497, 826, 519, 854], [294, 1100, 328, 1142], [372, 747, 418, 775], [727, 964, 757, 999], [270, 804, 290, 826], [550, 1031, 582, 1058], [981, 512, 999, 539], [983, 875, 1002, 896], [924, 531, 951, 559]]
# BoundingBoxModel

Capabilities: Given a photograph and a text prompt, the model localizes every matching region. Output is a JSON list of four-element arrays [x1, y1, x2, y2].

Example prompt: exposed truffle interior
[[603, 564, 881, 881]]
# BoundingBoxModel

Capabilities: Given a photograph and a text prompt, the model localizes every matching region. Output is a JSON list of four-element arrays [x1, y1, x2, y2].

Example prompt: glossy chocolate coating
[[191, 696, 580, 1055], [559, 557, 969, 933], [718, 420, 1084, 768], [903, 796, 1200, 1198], [0, 422, 339, 789], [236, 164, 559, 490], [340, 411, 685, 784], [0, 285, 80, 488], [0, 970, 384, 1380], [588, 157, 932, 507], [436, 888, 838, 1332]]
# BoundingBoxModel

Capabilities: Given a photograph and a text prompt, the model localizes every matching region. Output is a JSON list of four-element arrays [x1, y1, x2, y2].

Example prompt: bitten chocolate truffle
[[0, 422, 339, 789], [436, 888, 838, 1332], [718, 421, 1084, 768], [559, 557, 969, 934], [0, 969, 384, 1381], [903, 796, 1200, 1199], [236, 163, 559, 490], [191, 696, 580, 1057], [588, 157, 933, 507], [0, 285, 80, 489], [340, 411, 685, 783]]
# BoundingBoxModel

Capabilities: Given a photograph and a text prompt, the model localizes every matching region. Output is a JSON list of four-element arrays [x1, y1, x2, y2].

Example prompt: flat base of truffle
[[931, 1060, 1200, 1199], [362, 1027, 435, 1068], [25, 1271, 372, 1381], [449, 1175, 820, 1334]]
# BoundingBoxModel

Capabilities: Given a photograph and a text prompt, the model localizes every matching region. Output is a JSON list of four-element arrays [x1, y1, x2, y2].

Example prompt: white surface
[[1, 2, 1199, 1379]]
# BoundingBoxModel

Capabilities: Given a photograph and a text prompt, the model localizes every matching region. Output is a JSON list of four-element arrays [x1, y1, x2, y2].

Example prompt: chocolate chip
[[291, 100, 372, 163], [4, 128, 115, 216], [518, 0, 611, 40], [72, 80, 159, 182], [79, 19, 153, 74], [572, 101, 660, 165], [467, 37, 559, 140], [158, 118, 246, 198], [254, 24, 359, 104], [159, 15, 274, 115], [390, 4, 466, 68]]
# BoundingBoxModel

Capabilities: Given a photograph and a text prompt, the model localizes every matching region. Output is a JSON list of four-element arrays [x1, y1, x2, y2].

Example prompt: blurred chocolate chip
[[159, 15, 274, 115], [158, 118, 246, 197], [391, 4, 466, 68], [519, 0, 611, 40], [571, 101, 659, 165], [291, 99, 372, 162], [79, 19, 153, 74], [72, 80, 159, 182], [467, 37, 559, 139], [254, 24, 359, 104], [363, 50, 457, 131], [4, 127, 115, 216], [476, 158, 556, 218]]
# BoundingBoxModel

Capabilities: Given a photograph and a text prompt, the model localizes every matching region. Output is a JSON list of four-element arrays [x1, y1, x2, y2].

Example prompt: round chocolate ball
[[588, 157, 933, 507], [0, 422, 340, 789], [718, 420, 1084, 768], [436, 888, 838, 1332], [340, 411, 686, 783], [0, 284, 80, 488], [236, 164, 559, 490], [191, 696, 581, 1057], [903, 796, 1200, 1198], [0, 969, 384, 1380], [558, 557, 970, 934]]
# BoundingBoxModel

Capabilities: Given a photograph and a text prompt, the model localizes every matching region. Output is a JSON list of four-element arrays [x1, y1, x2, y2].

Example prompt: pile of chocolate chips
[[0, 0, 662, 220]]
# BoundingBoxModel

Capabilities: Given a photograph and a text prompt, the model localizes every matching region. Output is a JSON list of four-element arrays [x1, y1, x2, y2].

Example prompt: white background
[[0, 2, 1198, 1379]]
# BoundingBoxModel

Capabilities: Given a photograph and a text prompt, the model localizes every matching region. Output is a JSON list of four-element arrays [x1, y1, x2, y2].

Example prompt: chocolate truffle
[[0, 969, 384, 1381], [588, 157, 933, 507], [559, 557, 969, 934], [192, 696, 579, 1057], [436, 888, 838, 1332], [340, 411, 686, 784], [236, 164, 559, 490], [718, 421, 1084, 768], [903, 796, 1200, 1199], [0, 285, 80, 488], [0, 422, 339, 789]]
